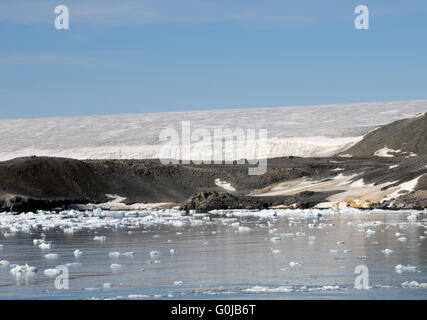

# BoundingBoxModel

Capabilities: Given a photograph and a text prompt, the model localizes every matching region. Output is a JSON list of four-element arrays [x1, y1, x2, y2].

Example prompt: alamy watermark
[[54, 4, 370, 31], [354, 265, 370, 290], [54, 265, 69, 290], [158, 121, 268, 175]]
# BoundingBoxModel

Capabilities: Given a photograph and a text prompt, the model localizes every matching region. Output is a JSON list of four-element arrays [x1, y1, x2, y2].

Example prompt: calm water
[[0, 210, 426, 299]]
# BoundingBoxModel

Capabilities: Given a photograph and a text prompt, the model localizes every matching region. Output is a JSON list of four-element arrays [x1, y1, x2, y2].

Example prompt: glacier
[[0, 100, 425, 161]]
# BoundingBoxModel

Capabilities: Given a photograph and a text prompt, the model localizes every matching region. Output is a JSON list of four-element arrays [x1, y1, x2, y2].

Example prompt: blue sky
[[0, 0, 426, 119]]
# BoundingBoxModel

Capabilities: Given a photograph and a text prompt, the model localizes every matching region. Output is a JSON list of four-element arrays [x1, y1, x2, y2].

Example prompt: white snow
[[215, 178, 236, 192], [382, 175, 424, 202], [374, 147, 401, 157], [0, 100, 425, 161]]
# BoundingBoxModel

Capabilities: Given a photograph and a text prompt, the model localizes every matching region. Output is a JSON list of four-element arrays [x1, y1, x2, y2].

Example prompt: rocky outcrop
[[339, 112, 427, 157], [179, 191, 336, 213]]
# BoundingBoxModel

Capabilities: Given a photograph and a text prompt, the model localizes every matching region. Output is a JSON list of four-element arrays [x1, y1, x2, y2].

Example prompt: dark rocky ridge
[[0, 155, 425, 212], [339, 112, 427, 157], [180, 191, 338, 212]]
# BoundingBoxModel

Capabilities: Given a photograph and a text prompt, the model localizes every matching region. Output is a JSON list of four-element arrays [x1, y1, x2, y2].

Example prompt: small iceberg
[[44, 253, 59, 260], [74, 249, 83, 257], [381, 248, 394, 255], [109, 252, 121, 258]]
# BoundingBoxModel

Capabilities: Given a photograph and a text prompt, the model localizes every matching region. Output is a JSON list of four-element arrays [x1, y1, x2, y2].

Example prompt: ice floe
[[395, 264, 417, 273], [381, 249, 394, 256], [0, 260, 9, 266], [10, 264, 37, 275], [109, 252, 121, 258], [74, 249, 83, 257], [401, 281, 427, 288], [44, 253, 59, 260], [38, 242, 54, 250], [43, 268, 60, 277]]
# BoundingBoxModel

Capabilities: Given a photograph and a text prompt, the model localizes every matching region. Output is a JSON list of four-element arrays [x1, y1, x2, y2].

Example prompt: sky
[[0, 0, 426, 119]]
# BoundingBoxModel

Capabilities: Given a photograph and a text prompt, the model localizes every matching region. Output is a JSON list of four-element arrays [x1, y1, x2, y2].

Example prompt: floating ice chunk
[[109, 252, 120, 258], [420, 236, 426, 240], [65, 262, 81, 268], [243, 286, 293, 293], [110, 264, 124, 270], [381, 248, 394, 255], [0, 260, 9, 266], [401, 281, 427, 288], [337, 241, 346, 245], [10, 264, 37, 275], [238, 226, 251, 233], [397, 237, 407, 242], [366, 229, 376, 235], [395, 264, 416, 273], [272, 249, 281, 254], [128, 294, 150, 299], [103, 283, 112, 289], [395, 232, 403, 237], [94, 236, 107, 242], [43, 268, 60, 277], [122, 252, 135, 257], [270, 237, 281, 242], [63, 227, 74, 234], [407, 213, 418, 222], [38, 242, 54, 250], [281, 233, 294, 237], [74, 249, 83, 257], [44, 253, 59, 260], [343, 250, 352, 254], [170, 249, 176, 255], [150, 250, 161, 258], [289, 261, 301, 267], [33, 239, 45, 245], [173, 281, 183, 285], [329, 250, 339, 253]]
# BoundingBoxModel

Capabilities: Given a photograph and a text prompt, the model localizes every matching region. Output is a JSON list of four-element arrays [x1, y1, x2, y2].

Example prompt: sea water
[[0, 209, 426, 299]]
